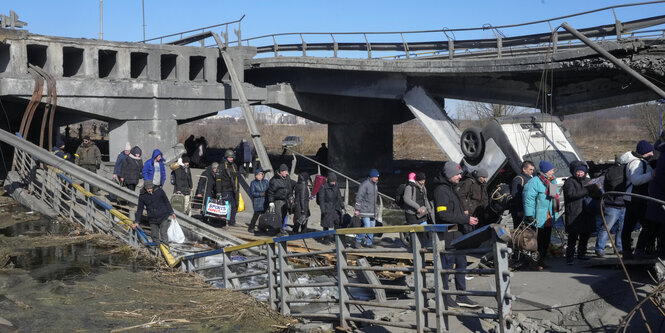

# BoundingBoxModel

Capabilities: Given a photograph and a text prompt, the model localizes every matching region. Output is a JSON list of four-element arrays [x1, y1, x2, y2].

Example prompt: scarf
[[538, 172, 560, 214], [129, 153, 141, 160]]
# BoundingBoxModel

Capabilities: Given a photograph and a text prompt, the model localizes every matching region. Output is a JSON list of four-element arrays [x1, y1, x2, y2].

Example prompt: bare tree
[[637, 102, 661, 142], [458, 101, 525, 126]]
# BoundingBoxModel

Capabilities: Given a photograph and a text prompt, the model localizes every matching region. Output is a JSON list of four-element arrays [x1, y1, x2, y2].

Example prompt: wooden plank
[[356, 258, 386, 303]]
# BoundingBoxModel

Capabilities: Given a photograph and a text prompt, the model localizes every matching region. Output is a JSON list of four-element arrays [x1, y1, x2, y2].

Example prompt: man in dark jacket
[[113, 142, 131, 182], [646, 141, 665, 257], [432, 161, 479, 308], [75, 136, 102, 193], [293, 172, 311, 233], [354, 169, 380, 248], [458, 168, 489, 227], [120, 146, 143, 191], [248, 168, 269, 233], [267, 164, 296, 229], [143, 149, 166, 188], [196, 162, 219, 206], [317, 173, 343, 244], [52, 137, 71, 161], [510, 161, 535, 228], [562, 161, 596, 265], [172, 155, 193, 214], [134, 180, 175, 243], [218, 150, 240, 226]]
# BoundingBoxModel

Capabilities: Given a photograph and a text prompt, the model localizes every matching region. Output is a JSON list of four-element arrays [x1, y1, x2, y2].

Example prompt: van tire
[[461, 127, 484, 160]]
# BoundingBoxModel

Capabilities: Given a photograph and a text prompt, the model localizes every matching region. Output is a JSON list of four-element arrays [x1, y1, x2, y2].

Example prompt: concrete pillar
[[328, 123, 393, 177], [108, 119, 177, 162]]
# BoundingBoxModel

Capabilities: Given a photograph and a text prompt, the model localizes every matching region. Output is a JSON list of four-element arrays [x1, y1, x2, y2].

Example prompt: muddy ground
[[0, 192, 294, 332]]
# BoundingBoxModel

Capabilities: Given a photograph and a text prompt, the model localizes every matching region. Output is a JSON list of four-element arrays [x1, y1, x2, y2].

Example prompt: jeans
[[595, 206, 625, 253], [355, 217, 375, 245]]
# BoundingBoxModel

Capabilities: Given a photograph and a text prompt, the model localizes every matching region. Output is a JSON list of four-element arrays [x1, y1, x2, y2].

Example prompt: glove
[[523, 216, 535, 225], [269, 202, 275, 210]]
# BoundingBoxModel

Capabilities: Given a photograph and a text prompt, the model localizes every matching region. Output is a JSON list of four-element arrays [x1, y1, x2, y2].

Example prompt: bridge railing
[[179, 225, 514, 332], [234, 2, 665, 59]]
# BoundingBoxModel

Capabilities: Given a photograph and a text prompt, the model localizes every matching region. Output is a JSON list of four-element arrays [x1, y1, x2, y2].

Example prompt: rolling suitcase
[[170, 193, 186, 213], [258, 211, 282, 234], [204, 197, 230, 225]]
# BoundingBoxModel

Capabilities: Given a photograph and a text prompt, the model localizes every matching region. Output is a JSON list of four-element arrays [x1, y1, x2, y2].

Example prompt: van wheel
[[461, 127, 484, 160]]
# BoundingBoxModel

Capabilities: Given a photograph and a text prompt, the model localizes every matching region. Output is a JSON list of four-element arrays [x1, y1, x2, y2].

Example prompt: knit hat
[[369, 169, 379, 178], [144, 180, 154, 189], [475, 168, 488, 178], [327, 173, 337, 182], [130, 146, 142, 156], [254, 168, 264, 176], [181, 155, 190, 163], [83, 135, 90, 141], [636, 140, 654, 155], [539, 160, 555, 173], [443, 161, 462, 179], [574, 164, 588, 173], [124, 142, 131, 151], [211, 162, 219, 169], [408, 172, 416, 181], [279, 164, 289, 172], [415, 172, 426, 181]]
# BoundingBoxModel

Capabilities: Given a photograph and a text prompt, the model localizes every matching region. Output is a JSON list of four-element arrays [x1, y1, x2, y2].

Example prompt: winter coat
[[523, 174, 559, 228], [457, 176, 489, 219], [432, 171, 472, 248], [509, 172, 532, 218], [114, 151, 129, 176], [52, 147, 71, 161], [250, 178, 270, 213], [135, 187, 173, 225], [121, 154, 143, 185], [354, 178, 378, 218], [196, 166, 219, 200], [403, 181, 432, 219], [217, 161, 239, 194], [619, 151, 653, 201], [317, 181, 343, 228], [172, 166, 193, 194], [75, 141, 101, 167], [562, 175, 594, 234], [646, 143, 665, 222], [142, 149, 166, 187], [267, 174, 295, 203], [294, 173, 311, 222]]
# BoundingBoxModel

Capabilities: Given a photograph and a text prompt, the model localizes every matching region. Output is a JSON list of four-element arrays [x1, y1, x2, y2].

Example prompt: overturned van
[[459, 114, 586, 186]]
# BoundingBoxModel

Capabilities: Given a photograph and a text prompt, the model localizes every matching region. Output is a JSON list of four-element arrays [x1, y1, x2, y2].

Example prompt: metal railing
[[231, 2, 665, 59], [180, 224, 514, 332], [139, 15, 246, 46]]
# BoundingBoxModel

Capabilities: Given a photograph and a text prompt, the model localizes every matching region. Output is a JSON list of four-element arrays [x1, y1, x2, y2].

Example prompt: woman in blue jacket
[[523, 160, 560, 269], [248, 168, 269, 233]]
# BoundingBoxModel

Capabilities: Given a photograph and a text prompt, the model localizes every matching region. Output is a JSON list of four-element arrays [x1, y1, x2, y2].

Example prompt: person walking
[[113, 142, 131, 183], [267, 164, 296, 229], [218, 150, 240, 226], [646, 140, 665, 257], [52, 137, 71, 161], [317, 173, 344, 244], [293, 172, 311, 233], [143, 149, 166, 188], [196, 162, 220, 207], [353, 169, 380, 248], [523, 160, 560, 269], [620, 140, 654, 258], [432, 161, 480, 308], [315, 143, 328, 166], [562, 161, 595, 264], [458, 168, 489, 227], [172, 155, 193, 213], [510, 161, 535, 228], [75, 136, 101, 193], [403, 172, 432, 225], [595, 158, 628, 257], [248, 168, 269, 233], [133, 180, 175, 243], [120, 146, 143, 191]]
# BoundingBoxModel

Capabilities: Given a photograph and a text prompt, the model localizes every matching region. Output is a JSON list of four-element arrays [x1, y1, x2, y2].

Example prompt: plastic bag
[[238, 192, 245, 212], [167, 217, 186, 243]]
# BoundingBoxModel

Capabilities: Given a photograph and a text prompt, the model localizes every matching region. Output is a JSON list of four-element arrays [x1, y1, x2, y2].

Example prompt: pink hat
[[408, 172, 416, 181]]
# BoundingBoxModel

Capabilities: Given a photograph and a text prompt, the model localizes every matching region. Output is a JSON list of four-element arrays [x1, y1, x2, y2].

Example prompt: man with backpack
[[595, 156, 628, 257], [354, 169, 380, 248], [402, 172, 432, 225], [510, 161, 535, 229], [620, 140, 654, 258]]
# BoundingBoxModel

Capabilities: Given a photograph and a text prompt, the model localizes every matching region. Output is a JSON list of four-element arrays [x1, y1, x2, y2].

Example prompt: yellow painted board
[[224, 238, 274, 253]]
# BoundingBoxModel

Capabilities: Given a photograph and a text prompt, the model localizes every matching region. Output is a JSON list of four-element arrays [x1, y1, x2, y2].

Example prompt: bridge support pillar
[[328, 123, 392, 176], [108, 119, 178, 162]]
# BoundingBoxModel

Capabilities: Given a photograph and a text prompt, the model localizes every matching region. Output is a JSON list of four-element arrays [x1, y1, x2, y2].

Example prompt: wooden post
[[356, 257, 386, 302]]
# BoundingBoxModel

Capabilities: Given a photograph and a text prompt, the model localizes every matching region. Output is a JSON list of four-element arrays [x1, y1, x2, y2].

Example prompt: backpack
[[603, 164, 627, 193], [395, 183, 408, 208]]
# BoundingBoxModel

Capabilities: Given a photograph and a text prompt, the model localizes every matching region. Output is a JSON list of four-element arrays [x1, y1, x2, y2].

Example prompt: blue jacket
[[250, 178, 270, 212], [142, 149, 166, 186], [523, 174, 559, 228], [114, 151, 129, 175]]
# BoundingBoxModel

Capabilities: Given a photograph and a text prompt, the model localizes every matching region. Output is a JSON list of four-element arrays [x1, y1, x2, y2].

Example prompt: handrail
[[139, 15, 245, 44]]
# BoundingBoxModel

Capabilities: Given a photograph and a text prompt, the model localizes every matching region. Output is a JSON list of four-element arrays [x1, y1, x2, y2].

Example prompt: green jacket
[[75, 141, 101, 166]]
